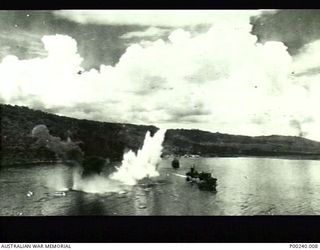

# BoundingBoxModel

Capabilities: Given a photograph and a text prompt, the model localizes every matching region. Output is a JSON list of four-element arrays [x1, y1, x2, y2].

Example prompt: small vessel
[[185, 167, 217, 191], [171, 157, 180, 169]]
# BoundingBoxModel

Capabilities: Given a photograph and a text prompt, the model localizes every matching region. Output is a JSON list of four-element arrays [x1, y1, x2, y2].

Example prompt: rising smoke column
[[31, 124, 83, 163], [110, 129, 167, 185], [71, 129, 167, 193]]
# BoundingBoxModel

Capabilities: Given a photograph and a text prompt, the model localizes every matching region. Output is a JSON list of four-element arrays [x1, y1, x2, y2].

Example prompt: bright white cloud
[[1, 14, 320, 141], [0, 35, 86, 106]]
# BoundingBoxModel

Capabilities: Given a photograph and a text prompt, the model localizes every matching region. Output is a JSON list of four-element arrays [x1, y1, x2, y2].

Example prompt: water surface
[[1, 157, 320, 215]]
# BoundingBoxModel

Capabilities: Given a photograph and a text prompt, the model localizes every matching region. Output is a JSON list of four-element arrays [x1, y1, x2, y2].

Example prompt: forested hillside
[[1, 104, 320, 166]]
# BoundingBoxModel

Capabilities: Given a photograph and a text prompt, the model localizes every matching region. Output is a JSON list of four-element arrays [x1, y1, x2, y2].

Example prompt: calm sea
[[1, 157, 320, 215]]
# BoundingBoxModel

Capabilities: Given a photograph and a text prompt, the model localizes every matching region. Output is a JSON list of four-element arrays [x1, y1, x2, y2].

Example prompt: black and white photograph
[[1, 9, 320, 218]]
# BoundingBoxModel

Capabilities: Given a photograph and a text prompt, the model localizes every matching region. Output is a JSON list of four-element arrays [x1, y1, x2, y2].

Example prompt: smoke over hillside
[[31, 124, 83, 163]]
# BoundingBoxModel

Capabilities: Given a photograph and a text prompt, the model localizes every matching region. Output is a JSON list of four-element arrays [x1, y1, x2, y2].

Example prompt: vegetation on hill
[[1, 104, 156, 166], [1, 104, 320, 166], [163, 129, 320, 157]]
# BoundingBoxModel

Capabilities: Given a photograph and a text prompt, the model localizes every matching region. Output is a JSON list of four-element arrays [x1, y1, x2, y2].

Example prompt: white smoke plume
[[110, 129, 166, 185], [45, 166, 70, 192], [1, 15, 320, 141], [70, 129, 166, 193]]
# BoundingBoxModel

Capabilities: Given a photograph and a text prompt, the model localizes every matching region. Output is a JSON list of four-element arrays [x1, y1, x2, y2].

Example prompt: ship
[[185, 167, 217, 191], [171, 157, 180, 169]]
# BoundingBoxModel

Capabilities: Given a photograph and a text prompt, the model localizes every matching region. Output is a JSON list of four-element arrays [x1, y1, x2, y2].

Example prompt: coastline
[[2, 154, 320, 169]]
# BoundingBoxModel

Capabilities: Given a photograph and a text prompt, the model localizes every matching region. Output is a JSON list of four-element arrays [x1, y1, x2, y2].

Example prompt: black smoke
[[31, 124, 110, 177]]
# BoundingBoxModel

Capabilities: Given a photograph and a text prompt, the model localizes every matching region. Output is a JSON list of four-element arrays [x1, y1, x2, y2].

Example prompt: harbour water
[[1, 157, 320, 216]]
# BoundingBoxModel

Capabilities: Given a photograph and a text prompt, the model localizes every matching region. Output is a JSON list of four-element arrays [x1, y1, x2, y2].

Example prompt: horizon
[[0, 10, 320, 141], [3, 103, 320, 143]]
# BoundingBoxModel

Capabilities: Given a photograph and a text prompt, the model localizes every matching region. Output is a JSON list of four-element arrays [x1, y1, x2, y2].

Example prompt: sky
[[0, 10, 320, 141]]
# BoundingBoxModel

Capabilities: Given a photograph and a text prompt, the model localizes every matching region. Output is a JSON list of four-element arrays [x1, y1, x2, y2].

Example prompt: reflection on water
[[1, 157, 320, 215]]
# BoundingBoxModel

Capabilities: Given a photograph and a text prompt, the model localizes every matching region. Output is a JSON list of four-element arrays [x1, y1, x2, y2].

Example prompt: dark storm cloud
[[0, 10, 150, 69], [251, 10, 320, 55]]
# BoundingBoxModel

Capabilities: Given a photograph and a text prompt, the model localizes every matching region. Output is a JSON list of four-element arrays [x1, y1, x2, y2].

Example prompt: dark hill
[[0, 104, 157, 166], [163, 129, 320, 158], [1, 104, 320, 166]]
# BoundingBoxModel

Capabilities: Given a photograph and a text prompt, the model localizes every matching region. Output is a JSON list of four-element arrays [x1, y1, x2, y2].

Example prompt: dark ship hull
[[171, 158, 180, 169], [186, 170, 217, 191]]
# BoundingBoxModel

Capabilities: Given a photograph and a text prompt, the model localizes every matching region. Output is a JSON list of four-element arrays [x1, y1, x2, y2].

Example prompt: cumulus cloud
[[293, 40, 320, 74], [251, 10, 320, 56], [1, 14, 320, 141], [0, 34, 86, 107]]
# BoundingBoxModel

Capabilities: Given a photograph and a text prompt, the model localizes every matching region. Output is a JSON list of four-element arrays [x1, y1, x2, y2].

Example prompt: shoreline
[[2, 154, 320, 168]]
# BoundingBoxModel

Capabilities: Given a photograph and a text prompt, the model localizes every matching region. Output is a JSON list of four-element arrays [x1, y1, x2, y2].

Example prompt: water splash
[[110, 129, 167, 185], [45, 165, 70, 191], [72, 168, 124, 193], [70, 129, 166, 193]]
